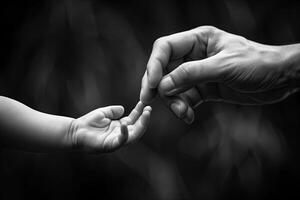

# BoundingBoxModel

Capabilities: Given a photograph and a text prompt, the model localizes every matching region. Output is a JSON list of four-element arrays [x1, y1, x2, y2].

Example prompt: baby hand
[[69, 101, 151, 153]]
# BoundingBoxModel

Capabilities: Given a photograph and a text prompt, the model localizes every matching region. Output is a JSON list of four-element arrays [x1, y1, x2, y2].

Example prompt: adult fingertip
[[140, 95, 150, 105], [170, 100, 188, 119], [140, 89, 156, 105], [137, 100, 144, 107], [135, 101, 144, 112], [183, 107, 194, 124], [170, 102, 179, 117]]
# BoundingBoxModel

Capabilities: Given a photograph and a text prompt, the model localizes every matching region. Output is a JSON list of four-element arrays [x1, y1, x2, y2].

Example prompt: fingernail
[[144, 106, 152, 112], [160, 76, 175, 93], [170, 102, 181, 118], [183, 116, 193, 124]]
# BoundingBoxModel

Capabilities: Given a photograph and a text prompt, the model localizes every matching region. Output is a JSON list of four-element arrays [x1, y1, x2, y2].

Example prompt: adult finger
[[140, 59, 185, 104], [159, 54, 226, 96], [195, 83, 261, 104], [146, 27, 210, 89], [140, 71, 157, 104], [159, 94, 194, 124]]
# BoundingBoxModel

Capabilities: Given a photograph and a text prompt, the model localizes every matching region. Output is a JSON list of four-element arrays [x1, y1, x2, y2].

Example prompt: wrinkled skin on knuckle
[[153, 37, 166, 49], [218, 34, 247, 52], [202, 26, 225, 56], [204, 51, 236, 83], [195, 25, 218, 36], [220, 49, 261, 91]]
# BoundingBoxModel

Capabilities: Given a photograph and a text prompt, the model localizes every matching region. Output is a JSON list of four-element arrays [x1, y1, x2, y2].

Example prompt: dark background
[[0, 0, 300, 199]]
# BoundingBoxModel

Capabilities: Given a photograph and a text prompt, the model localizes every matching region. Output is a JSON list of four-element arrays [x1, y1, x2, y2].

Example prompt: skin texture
[[140, 26, 300, 124], [70, 101, 152, 153], [0, 96, 151, 153]]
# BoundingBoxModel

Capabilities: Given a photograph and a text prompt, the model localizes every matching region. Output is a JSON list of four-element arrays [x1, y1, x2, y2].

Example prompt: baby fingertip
[[144, 106, 152, 112]]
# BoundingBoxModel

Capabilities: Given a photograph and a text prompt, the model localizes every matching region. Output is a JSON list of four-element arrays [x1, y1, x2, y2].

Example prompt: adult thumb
[[158, 55, 225, 96]]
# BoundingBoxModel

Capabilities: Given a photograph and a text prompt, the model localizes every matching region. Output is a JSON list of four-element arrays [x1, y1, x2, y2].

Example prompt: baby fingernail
[[144, 106, 152, 112]]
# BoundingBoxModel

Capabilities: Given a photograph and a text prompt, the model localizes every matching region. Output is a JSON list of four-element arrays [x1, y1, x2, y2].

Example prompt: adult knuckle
[[203, 25, 217, 32], [153, 37, 165, 48], [196, 25, 217, 35]]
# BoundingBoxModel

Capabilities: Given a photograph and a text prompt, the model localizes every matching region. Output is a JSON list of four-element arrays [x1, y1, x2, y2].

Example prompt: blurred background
[[0, 0, 300, 199]]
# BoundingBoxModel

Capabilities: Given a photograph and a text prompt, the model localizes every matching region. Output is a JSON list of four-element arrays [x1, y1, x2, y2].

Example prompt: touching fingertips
[[140, 88, 156, 104], [136, 101, 143, 109], [138, 101, 145, 108]]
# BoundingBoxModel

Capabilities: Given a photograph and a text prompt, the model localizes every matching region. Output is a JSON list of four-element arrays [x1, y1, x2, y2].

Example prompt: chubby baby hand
[[68, 101, 151, 153]]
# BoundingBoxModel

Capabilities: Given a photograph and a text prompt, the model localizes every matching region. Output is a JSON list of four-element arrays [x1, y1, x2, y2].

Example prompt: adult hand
[[140, 26, 300, 123]]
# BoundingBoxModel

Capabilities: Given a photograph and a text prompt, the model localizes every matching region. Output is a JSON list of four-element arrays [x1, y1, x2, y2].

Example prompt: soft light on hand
[[69, 101, 151, 153]]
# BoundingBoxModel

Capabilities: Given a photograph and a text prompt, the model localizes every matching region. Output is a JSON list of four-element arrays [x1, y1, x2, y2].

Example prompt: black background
[[0, 0, 300, 199]]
